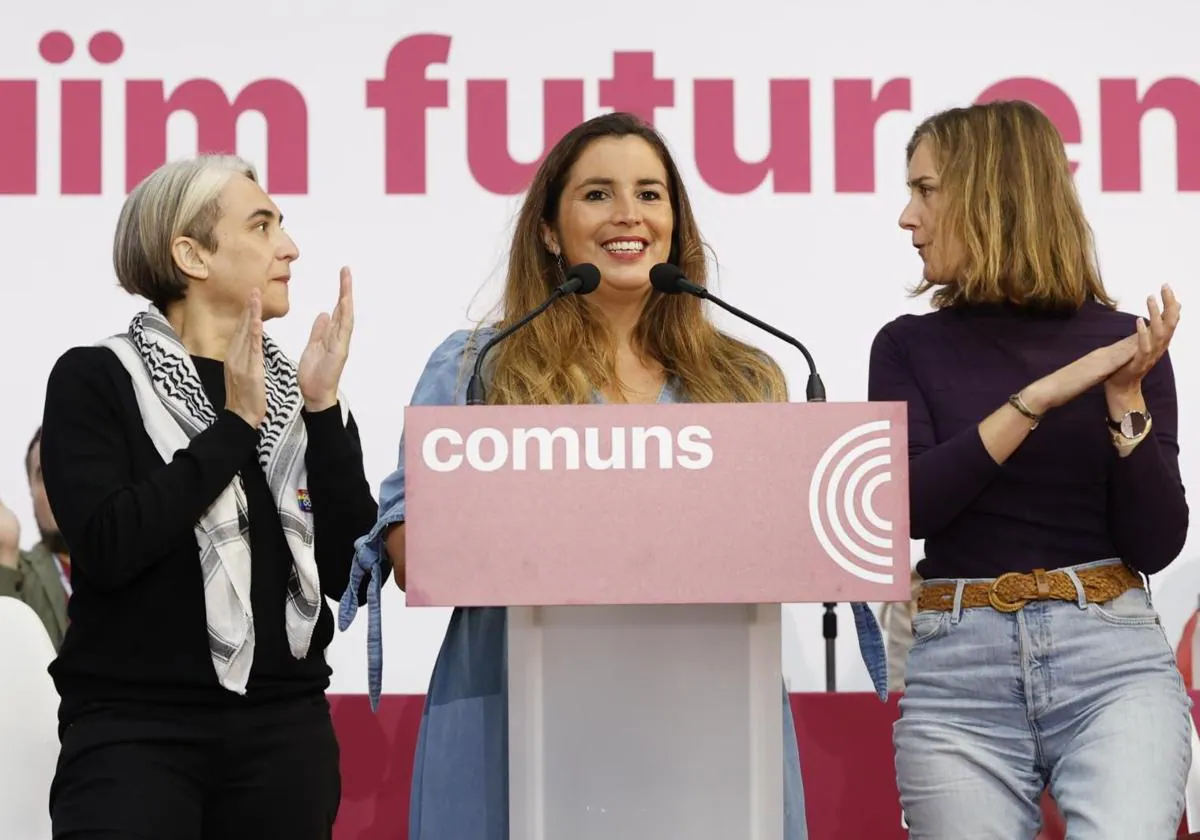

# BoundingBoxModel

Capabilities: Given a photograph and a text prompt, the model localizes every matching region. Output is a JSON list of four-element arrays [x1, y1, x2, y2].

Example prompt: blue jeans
[[895, 560, 1193, 839]]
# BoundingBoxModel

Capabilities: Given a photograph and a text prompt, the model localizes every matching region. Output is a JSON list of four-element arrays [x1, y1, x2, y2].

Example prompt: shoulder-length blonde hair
[[481, 112, 787, 405], [909, 100, 1116, 311]]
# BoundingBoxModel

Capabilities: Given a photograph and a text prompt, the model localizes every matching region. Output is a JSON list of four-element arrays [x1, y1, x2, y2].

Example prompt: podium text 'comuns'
[[420, 425, 714, 472], [402, 401, 912, 606]]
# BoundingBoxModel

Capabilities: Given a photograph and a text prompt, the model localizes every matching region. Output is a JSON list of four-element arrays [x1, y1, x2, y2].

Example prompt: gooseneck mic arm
[[647, 264, 826, 403], [648, 262, 837, 690], [465, 262, 602, 406], [703, 295, 826, 403]]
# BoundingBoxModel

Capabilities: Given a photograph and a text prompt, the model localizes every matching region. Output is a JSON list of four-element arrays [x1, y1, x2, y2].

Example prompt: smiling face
[[171, 174, 300, 321], [542, 135, 674, 295], [899, 136, 960, 285]]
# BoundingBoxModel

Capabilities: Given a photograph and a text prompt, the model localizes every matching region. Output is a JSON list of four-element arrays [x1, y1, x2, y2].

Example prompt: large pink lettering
[[61, 32, 123, 195], [367, 34, 451, 195], [1100, 78, 1200, 192], [6, 31, 1199, 199], [598, 52, 675, 125], [466, 80, 584, 195], [834, 79, 911, 193], [693, 79, 811, 194], [0, 31, 76, 195], [0, 29, 56, 196], [0, 79, 36, 194], [125, 77, 307, 193]]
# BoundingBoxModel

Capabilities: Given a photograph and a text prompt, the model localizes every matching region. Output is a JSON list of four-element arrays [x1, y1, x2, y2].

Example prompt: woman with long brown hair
[[870, 100, 1189, 837], [340, 111, 888, 839]]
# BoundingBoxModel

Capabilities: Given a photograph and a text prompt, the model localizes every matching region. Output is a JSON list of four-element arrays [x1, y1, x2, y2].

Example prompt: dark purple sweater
[[867, 300, 1188, 580]]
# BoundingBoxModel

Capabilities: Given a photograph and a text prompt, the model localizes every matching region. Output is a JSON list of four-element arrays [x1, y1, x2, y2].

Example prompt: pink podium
[[404, 401, 910, 840]]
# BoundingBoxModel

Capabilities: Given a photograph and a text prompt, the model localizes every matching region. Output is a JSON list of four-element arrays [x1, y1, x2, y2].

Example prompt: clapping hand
[[224, 290, 267, 428], [1021, 285, 1180, 417], [298, 267, 355, 413], [1105, 285, 1181, 399]]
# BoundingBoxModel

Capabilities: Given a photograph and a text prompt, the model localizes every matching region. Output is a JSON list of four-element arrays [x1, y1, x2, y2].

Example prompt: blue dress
[[339, 328, 891, 839]]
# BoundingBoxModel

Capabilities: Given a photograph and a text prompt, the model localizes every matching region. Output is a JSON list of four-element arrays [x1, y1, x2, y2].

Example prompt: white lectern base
[[508, 603, 784, 840]]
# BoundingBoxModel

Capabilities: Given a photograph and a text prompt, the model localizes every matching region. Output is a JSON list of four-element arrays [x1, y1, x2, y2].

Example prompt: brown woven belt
[[916, 563, 1143, 614]]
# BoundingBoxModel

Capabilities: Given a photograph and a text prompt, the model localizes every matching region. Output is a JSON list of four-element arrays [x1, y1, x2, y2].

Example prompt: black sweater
[[40, 346, 379, 727], [868, 301, 1188, 580]]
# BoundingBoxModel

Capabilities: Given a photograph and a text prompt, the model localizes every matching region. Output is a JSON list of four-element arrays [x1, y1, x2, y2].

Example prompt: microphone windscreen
[[649, 262, 686, 294], [568, 263, 602, 295]]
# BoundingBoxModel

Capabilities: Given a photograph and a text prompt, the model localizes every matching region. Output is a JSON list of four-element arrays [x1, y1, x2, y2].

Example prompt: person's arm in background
[[880, 569, 922, 693], [0, 504, 60, 645]]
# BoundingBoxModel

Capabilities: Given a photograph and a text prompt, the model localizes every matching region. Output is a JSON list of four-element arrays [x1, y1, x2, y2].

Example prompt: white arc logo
[[808, 420, 896, 584]]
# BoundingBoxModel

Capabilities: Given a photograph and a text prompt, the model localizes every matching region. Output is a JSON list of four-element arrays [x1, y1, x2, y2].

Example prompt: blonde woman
[[871, 101, 1189, 837]]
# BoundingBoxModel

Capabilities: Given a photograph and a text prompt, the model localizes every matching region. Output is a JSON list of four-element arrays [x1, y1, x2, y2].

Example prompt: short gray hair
[[113, 154, 258, 310]]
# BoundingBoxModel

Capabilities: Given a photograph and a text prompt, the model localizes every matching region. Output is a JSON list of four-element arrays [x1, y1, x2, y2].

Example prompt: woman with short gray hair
[[39, 154, 378, 839]]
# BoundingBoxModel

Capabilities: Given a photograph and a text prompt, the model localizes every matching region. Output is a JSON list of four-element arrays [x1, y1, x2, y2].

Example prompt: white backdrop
[[1, 0, 1198, 695]]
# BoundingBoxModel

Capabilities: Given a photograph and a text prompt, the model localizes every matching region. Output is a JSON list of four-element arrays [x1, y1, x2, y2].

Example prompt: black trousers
[[49, 695, 341, 840]]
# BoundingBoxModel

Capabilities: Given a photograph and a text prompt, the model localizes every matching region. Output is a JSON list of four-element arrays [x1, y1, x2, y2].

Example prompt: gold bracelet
[[1007, 392, 1042, 429]]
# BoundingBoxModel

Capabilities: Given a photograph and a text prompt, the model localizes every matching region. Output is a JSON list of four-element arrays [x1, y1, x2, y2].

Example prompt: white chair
[[0, 598, 61, 840]]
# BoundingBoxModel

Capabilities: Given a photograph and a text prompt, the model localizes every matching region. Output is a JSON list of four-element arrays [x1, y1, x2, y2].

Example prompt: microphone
[[465, 262, 602, 406], [648, 263, 826, 402], [649, 263, 838, 691]]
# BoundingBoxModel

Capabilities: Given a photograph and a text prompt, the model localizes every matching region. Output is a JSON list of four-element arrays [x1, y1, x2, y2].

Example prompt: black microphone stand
[[822, 602, 837, 693], [685, 282, 839, 690], [465, 289, 567, 406], [688, 291, 826, 403], [684, 281, 838, 690], [701, 294, 838, 690], [465, 264, 599, 406]]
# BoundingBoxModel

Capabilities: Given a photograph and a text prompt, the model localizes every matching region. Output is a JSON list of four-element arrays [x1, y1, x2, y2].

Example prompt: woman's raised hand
[[298, 267, 355, 413], [224, 289, 267, 428]]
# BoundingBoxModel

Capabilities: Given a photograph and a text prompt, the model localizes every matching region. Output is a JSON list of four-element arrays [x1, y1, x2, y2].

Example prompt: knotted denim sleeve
[[337, 328, 480, 711]]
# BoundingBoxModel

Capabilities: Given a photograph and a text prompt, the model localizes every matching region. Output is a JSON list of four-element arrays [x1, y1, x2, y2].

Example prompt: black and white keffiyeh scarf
[[101, 305, 340, 695]]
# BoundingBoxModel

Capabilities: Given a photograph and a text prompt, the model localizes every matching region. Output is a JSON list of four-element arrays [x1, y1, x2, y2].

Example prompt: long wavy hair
[[479, 112, 788, 405], [908, 100, 1115, 311]]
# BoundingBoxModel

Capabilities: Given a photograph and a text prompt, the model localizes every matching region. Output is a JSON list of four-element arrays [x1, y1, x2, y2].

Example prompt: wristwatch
[[1107, 409, 1151, 440]]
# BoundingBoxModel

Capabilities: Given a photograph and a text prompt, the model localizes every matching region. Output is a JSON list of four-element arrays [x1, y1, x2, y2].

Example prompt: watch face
[[1121, 411, 1148, 438]]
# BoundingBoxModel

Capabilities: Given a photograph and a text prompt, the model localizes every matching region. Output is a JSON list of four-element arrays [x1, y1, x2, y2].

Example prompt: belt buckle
[[987, 572, 1030, 613]]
